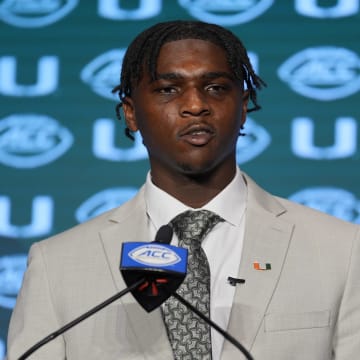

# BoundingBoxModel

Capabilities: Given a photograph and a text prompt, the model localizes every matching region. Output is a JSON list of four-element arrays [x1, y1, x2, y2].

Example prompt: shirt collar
[[144, 167, 247, 229]]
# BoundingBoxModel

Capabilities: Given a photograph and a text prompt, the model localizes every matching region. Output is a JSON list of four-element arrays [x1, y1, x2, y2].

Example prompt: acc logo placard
[[81, 49, 126, 101], [178, 0, 274, 25], [278, 46, 360, 101], [75, 187, 138, 223], [0, 254, 27, 310], [129, 244, 181, 266], [0, 114, 73, 168], [0, 0, 79, 28], [289, 187, 360, 224], [236, 117, 271, 164]]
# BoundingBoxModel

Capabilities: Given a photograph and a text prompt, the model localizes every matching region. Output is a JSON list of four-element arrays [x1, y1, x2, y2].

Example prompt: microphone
[[18, 225, 254, 360], [120, 225, 187, 312], [227, 276, 246, 286], [153, 224, 173, 243]]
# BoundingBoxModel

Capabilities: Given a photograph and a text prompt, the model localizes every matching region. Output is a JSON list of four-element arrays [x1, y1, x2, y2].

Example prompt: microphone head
[[154, 224, 173, 244], [120, 241, 187, 312]]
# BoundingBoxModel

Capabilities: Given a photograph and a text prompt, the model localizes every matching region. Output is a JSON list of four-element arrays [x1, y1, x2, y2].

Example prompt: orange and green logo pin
[[253, 261, 271, 270]]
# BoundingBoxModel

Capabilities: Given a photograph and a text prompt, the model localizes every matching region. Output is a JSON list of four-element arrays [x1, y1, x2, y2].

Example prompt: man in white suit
[[7, 21, 360, 359]]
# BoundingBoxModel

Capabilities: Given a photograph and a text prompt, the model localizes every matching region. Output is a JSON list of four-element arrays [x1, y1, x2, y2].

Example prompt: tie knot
[[171, 210, 224, 248]]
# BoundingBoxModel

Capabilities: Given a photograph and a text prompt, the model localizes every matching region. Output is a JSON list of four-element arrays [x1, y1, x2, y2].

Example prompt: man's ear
[[122, 97, 138, 132], [241, 90, 250, 126]]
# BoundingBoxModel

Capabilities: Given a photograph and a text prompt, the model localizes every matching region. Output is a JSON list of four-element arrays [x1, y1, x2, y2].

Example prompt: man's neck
[[150, 166, 237, 208]]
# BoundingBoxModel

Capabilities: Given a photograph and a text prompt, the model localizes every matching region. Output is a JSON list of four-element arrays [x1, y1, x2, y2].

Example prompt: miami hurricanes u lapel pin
[[253, 261, 271, 270]]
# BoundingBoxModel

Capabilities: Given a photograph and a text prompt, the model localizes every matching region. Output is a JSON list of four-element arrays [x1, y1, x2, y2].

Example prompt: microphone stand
[[172, 292, 254, 360], [18, 279, 254, 360], [17, 278, 145, 360]]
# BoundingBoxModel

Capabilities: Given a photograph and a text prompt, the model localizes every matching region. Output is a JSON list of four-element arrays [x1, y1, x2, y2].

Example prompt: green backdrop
[[1, 1, 359, 355]]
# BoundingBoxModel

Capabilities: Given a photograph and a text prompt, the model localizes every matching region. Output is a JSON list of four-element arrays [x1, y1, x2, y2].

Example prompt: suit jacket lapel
[[98, 187, 173, 359], [223, 174, 294, 359], [99, 188, 148, 292]]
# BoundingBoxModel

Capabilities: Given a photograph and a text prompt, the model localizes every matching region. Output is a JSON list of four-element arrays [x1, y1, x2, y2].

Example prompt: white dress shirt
[[144, 167, 247, 360]]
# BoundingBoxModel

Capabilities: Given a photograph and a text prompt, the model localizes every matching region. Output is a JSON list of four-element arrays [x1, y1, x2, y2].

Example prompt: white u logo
[[291, 117, 357, 159], [0, 196, 54, 238], [0, 56, 59, 96], [92, 118, 148, 162]]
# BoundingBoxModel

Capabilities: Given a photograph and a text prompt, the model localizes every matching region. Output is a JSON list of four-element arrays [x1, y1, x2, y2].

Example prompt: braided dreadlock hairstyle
[[112, 20, 266, 140]]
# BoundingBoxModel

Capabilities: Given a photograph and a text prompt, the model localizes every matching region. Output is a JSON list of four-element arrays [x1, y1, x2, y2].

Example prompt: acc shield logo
[[81, 49, 125, 101], [236, 117, 271, 164], [278, 47, 360, 101], [75, 187, 138, 223], [0, 254, 27, 309], [289, 187, 360, 224], [178, 0, 274, 25], [129, 244, 181, 266], [0, 0, 79, 28], [0, 114, 73, 168]]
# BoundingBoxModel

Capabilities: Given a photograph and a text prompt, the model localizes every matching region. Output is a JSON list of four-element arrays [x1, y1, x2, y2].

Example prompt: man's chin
[[177, 162, 215, 179]]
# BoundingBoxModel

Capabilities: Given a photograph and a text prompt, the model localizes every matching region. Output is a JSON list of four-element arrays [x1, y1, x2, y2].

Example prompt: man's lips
[[178, 123, 215, 146]]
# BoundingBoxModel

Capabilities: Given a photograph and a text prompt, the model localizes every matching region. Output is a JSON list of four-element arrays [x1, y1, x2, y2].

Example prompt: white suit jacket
[[6, 173, 360, 359]]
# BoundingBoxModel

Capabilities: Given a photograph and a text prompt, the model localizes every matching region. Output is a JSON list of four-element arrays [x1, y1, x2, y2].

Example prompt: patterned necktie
[[162, 210, 224, 360]]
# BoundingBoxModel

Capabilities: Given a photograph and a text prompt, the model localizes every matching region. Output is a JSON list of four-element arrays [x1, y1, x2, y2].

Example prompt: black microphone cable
[[172, 292, 254, 360], [17, 278, 145, 360]]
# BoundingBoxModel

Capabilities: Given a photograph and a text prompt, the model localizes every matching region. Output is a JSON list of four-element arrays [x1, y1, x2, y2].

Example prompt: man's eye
[[206, 84, 228, 93], [158, 87, 177, 94]]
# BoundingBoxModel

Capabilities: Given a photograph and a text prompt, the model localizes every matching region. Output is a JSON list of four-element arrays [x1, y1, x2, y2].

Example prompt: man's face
[[123, 38, 248, 182]]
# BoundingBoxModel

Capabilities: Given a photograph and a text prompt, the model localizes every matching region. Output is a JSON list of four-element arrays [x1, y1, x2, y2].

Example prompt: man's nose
[[179, 88, 211, 117]]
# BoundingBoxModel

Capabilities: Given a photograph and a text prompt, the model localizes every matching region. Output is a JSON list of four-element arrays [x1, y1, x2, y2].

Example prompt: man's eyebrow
[[152, 71, 236, 82], [154, 73, 183, 81], [201, 72, 236, 80]]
